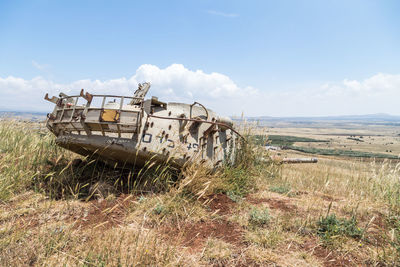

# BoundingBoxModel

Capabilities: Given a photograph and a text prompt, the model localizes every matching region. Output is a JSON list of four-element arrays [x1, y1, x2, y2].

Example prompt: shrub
[[317, 214, 362, 244], [222, 167, 252, 198], [153, 203, 165, 215], [248, 207, 270, 227], [244, 228, 283, 248], [269, 185, 290, 194], [226, 190, 243, 202]]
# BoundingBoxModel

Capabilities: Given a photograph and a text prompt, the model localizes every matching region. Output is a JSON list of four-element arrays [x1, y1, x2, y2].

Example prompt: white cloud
[[133, 64, 256, 99], [0, 65, 399, 117], [254, 73, 400, 116], [206, 10, 239, 18], [0, 64, 257, 115]]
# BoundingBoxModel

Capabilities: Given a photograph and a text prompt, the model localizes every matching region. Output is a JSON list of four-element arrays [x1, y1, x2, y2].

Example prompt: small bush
[[248, 207, 270, 227], [269, 185, 290, 194], [222, 167, 253, 198], [226, 191, 243, 202], [153, 203, 165, 215], [138, 195, 147, 203], [317, 214, 362, 244], [244, 228, 283, 248]]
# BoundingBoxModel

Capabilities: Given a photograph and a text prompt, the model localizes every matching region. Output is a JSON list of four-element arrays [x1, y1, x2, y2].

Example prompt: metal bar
[[57, 94, 142, 100], [59, 101, 66, 122], [86, 107, 139, 112], [115, 97, 124, 138], [92, 95, 142, 99], [120, 97, 124, 109], [116, 124, 121, 138], [53, 121, 138, 126], [59, 95, 137, 99], [44, 93, 59, 104], [69, 99, 80, 133], [99, 96, 106, 137], [70, 96, 79, 121], [99, 123, 105, 136], [81, 93, 92, 136], [101, 96, 106, 109], [137, 104, 144, 135], [190, 102, 209, 120]]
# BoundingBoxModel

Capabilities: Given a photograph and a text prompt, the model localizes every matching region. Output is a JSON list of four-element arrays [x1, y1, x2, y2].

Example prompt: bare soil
[[247, 196, 298, 212], [74, 194, 133, 230], [300, 238, 359, 267], [161, 194, 244, 253], [206, 193, 236, 215], [183, 219, 244, 251]]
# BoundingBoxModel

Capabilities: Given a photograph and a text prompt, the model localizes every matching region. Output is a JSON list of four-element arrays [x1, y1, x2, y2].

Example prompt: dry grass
[[1, 120, 400, 266]]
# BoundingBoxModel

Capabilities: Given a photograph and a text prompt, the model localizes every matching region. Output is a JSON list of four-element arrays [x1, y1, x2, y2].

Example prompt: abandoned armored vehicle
[[45, 83, 240, 169]]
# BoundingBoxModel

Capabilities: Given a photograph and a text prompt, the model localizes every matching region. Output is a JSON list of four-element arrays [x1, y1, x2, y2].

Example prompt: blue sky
[[1, 0, 400, 116]]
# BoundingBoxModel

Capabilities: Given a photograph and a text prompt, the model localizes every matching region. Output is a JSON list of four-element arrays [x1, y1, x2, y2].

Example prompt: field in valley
[[1, 119, 400, 266]]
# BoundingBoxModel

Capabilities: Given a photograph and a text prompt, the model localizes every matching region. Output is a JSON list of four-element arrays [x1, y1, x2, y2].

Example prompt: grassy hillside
[[1, 121, 400, 266]]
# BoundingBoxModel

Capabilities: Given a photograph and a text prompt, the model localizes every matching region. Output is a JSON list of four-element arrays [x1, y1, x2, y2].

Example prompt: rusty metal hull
[[45, 84, 239, 169], [55, 134, 185, 168]]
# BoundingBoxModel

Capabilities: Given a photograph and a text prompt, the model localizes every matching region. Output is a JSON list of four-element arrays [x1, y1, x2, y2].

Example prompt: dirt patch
[[372, 212, 386, 229], [266, 199, 297, 212], [160, 194, 242, 253], [73, 194, 133, 230], [291, 190, 309, 197], [365, 228, 386, 246], [236, 259, 262, 267], [317, 193, 342, 202], [183, 219, 243, 249], [206, 194, 235, 215], [15, 215, 40, 229], [364, 213, 388, 246], [163, 219, 244, 252], [300, 238, 359, 266], [247, 197, 297, 212]]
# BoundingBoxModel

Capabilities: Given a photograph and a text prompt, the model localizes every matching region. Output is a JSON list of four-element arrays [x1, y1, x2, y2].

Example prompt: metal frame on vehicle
[[46, 91, 144, 138]]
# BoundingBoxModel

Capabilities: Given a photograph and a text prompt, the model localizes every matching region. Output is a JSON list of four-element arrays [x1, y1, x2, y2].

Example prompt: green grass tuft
[[248, 207, 271, 227], [269, 185, 291, 194], [317, 214, 362, 245]]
